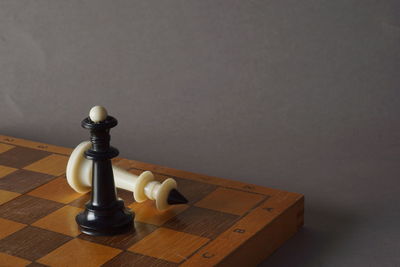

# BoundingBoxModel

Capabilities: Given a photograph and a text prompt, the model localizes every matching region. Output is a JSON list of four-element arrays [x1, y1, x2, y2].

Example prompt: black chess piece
[[168, 188, 188, 205], [76, 106, 134, 236]]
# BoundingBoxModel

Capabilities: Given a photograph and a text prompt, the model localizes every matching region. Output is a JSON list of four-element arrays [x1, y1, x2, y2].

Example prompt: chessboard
[[0, 135, 304, 267]]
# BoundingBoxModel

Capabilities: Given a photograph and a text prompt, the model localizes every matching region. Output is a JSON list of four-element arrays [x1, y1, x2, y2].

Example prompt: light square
[[0, 252, 30, 267], [0, 165, 17, 178], [0, 189, 20, 205], [194, 187, 265, 215], [0, 143, 14, 154], [128, 227, 209, 263], [128, 200, 188, 226], [38, 239, 121, 267], [28, 177, 82, 204], [0, 218, 26, 239], [24, 154, 69, 176], [32, 206, 82, 237]]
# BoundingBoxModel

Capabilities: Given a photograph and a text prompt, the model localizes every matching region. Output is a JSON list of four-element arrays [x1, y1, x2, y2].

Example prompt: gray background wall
[[1, 0, 399, 266]]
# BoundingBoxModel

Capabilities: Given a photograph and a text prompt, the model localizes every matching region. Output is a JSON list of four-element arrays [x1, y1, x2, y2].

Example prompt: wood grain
[[163, 206, 239, 239], [103, 251, 178, 267], [0, 189, 20, 205], [194, 187, 266, 215], [0, 170, 55, 194], [79, 222, 158, 250], [28, 177, 82, 204], [24, 154, 69, 176], [0, 195, 63, 224], [0, 136, 304, 266], [114, 158, 283, 196], [0, 252, 31, 267], [0, 143, 14, 154], [0, 135, 72, 155], [37, 238, 121, 267], [181, 192, 304, 266], [0, 218, 26, 239], [0, 226, 72, 261], [0, 165, 17, 178], [128, 227, 209, 263], [128, 200, 189, 226], [32, 206, 83, 237], [0, 147, 50, 169]]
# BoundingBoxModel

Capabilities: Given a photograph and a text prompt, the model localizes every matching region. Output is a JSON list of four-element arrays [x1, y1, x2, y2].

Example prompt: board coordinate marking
[[0, 136, 304, 266]]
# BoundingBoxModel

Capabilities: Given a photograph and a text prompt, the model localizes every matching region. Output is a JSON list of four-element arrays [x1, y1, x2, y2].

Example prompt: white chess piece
[[89, 105, 108, 122], [66, 141, 185, 210]]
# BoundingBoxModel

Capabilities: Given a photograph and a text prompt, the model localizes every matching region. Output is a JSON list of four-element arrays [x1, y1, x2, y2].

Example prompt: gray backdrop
[[1, 1, 399, 266]]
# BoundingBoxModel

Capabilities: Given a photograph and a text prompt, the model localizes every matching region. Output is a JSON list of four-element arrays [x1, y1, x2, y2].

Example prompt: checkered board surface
[[0, 135, 304, 267]]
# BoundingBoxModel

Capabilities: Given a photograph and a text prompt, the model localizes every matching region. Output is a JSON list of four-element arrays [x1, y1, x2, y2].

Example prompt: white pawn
[[89, 105, 108, 123]]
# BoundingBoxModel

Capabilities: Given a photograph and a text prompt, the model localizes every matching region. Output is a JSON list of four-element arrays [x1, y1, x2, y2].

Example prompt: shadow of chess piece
[[76, 106, 134, 236]]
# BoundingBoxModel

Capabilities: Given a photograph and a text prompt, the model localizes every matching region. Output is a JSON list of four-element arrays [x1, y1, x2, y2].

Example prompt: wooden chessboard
[[0, 135, 304, 267]]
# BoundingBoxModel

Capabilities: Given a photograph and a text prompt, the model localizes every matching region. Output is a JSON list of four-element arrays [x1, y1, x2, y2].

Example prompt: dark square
[[163, 206, 239, 239], [0, 146, 51, 168], [78, 221, 157, 250], [103, 251, 178, 267], [171, 177, 218, 205], [0, 169, 55, 194], [0, 226, 71, 261], [116, 188, 135, 206], [0, 195, 63, 224], [26, 263, 49, 267]]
